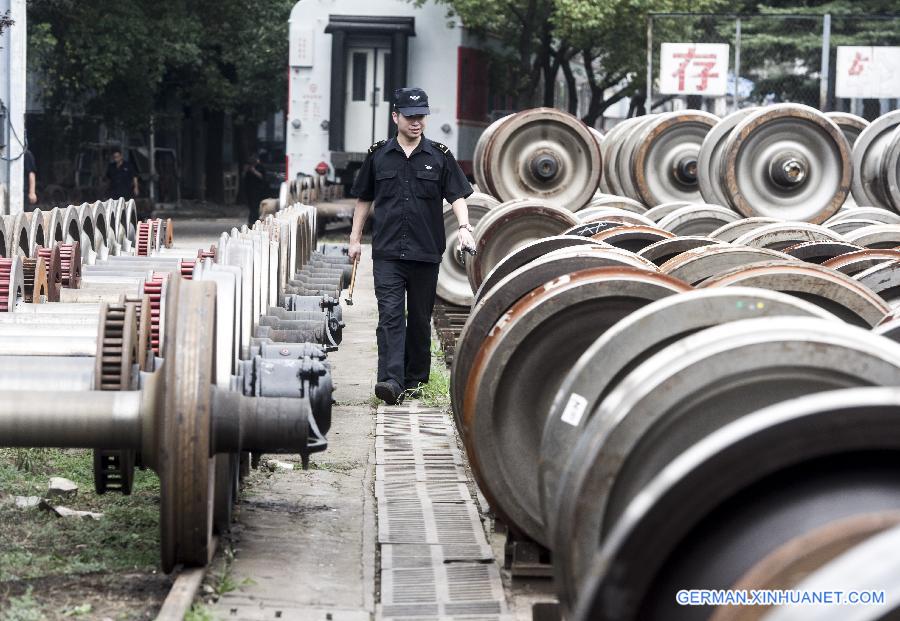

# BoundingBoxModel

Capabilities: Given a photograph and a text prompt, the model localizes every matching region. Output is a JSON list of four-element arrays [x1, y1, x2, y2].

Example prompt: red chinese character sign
[[836, 46, 900, 99], [660, 43, 730, 96]]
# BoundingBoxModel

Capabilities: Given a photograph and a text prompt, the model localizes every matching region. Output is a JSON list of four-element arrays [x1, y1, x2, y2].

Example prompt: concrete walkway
[[211, 244, 378, 621]]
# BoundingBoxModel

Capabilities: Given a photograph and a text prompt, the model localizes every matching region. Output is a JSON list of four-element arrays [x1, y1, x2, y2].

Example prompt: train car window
[[383, 54, 392, 101], [352, 53, 367, 101]]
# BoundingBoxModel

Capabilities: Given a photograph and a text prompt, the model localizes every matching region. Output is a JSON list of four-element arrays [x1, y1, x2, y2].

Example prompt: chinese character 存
[[672, 47, 719, 91]]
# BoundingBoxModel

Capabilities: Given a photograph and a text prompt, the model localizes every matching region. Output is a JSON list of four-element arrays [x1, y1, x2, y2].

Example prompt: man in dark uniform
[[349, 87, 475, 405], [106, 147, 139, 200]]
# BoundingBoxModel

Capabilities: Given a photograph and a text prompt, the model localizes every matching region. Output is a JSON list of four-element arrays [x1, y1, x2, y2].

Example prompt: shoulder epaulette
[[430, 140, 451, 155], [368, 140, 387, 154]]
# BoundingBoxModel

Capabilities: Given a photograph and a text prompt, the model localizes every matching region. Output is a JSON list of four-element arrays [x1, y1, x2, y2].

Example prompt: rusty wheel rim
[[632, 110, 719, 206], [723, 104, 851, 222], [485, 108, 602, 210]]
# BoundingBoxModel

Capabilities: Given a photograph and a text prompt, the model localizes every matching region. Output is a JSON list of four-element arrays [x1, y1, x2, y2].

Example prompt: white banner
[[660, 43, 730, 96], [289, 25, 314, 68], [835, 46, 900, 99]]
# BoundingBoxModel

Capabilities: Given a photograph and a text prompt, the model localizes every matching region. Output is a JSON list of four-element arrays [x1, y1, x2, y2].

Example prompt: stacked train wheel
[[442, 104, 900, 620]]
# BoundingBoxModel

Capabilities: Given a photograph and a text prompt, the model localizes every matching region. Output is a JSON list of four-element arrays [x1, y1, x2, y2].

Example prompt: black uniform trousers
[[373, 258, 440, 390]]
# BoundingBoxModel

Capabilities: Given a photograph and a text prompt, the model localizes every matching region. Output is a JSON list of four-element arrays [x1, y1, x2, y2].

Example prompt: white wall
[[288, 0, 464, 179]]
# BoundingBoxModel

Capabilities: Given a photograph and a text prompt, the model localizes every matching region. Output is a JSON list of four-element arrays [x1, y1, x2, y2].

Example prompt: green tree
[[0, 10, 13, 39], [421, 0, 730, 125], [27, 0, 293, 201]]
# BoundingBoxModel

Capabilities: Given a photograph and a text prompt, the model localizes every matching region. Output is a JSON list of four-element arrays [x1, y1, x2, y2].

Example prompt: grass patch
[[405, 341, 450, 408], [1, 588, 45, 621], [0, 448, 161, 582], [184, 603, 216, 621]]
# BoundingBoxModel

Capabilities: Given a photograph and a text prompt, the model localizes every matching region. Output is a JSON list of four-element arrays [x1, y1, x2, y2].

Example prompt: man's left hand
[[457, 228, 475, 253]]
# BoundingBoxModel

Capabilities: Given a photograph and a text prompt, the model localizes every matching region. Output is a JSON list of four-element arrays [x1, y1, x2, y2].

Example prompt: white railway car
[[287, 0, 491, 188]]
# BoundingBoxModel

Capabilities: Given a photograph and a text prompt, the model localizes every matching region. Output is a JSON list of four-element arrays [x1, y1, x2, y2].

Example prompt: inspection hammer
[[344, 257, 360, 306]]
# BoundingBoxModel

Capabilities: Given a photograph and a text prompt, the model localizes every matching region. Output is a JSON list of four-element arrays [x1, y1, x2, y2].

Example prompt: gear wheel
[[142, 272, 168, 355], [21, 257, 49, 303], [58, 242, 81, 288], [180, 260, 195, 280], [136, 220, 155, 256], [36, 245, 62, 301], [0, 258, 21, 312], [93, 301, 139, 495]]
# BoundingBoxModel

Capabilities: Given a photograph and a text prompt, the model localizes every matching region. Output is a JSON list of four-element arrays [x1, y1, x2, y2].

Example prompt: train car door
[[345, 47, 392, 152]]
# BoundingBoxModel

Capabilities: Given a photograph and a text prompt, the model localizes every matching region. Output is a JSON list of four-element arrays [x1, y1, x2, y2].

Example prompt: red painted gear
[[136, 220, 155, 257], [0, 258, 14, 312], [180, 260, 195, 280], [197, 245, 217, 261], [142, 272, 169, 355], [58, 242, 82, 288]]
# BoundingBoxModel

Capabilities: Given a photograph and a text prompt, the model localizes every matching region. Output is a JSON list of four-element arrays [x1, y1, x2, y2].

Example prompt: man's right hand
[[348, 239, 362, 262]]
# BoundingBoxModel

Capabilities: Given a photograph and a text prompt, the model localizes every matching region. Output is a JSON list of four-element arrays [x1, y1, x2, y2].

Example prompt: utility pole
[[0, 0, 26, 215]]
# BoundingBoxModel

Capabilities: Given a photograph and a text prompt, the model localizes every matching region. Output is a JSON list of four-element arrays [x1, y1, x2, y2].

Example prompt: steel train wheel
[[573, 388, 900, 621], [591, 225, 674, 253], [473, 236, 606, 303], [851, 110, 900, 209], [560, 327, 900, 618], [826, 111, 869, 148], [467, 199, 579, 293], [540, 289, 832, 547], [731, 221, 846, 251], [159, 277, 217, 572], [600, 116, 648, 196], [707, 216, 780, 242], [544, 300, 838, 611], [698, 107, 758, 207], [484, 108, 602, 210], [655, 204, 740, 236], [449, 246, 657, 429], [722, 104, 851, 222], [823, 248, 900, 276], [780, 240, 862, 264], [700, 260, 891, 326], [827, 206, 900, 224], [462, 268, 690, 544], [581, 194, 647, 215], [631, 110, 719, 206], [843, 223, 900, 248], [636, 236, 724, 266], [473, 114, 514, 197], [659, 245, 795, 286]]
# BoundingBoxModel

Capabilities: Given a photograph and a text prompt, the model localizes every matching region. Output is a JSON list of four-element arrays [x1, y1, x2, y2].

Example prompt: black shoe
[[375, 380, 403, 405]]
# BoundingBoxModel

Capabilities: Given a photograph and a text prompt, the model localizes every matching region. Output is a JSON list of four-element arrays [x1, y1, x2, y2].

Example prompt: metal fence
[[646, 12, 900, 119]]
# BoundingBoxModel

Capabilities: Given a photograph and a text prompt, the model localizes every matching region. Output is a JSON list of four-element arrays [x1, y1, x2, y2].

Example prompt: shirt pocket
[[374, 169, 398, 200], [413, 170, 441, 199]]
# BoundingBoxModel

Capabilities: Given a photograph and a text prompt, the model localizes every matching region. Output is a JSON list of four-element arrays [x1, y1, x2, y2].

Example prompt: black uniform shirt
[[106, 160, 137, 199], [351, 137, 473, 263]]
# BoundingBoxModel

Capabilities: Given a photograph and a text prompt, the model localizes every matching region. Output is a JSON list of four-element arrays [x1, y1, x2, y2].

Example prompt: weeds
[[184, 603, 216, 621], [0, 448, 160, 581], [1, 588, 44, 621]]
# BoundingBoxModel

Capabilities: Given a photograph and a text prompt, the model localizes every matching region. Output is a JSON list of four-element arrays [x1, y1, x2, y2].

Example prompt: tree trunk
[[205, 108, 225, 203], [559, 53, 578, 116]]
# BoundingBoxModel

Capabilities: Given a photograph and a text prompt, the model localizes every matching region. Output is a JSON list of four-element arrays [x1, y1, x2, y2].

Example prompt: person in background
[[243, 154, 268, 225], [106, 147, 139, 200], [23, 148, 37, 208]]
